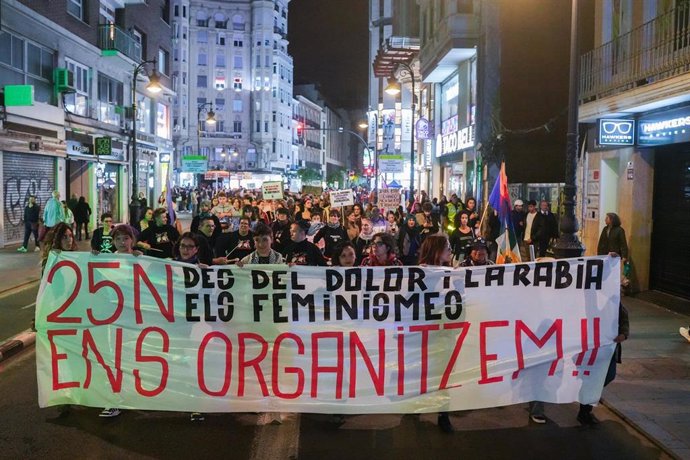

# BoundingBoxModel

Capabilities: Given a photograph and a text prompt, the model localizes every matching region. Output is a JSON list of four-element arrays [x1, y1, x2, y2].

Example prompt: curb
[[601, 398, 682, 460], [0, 329, 36, 363]]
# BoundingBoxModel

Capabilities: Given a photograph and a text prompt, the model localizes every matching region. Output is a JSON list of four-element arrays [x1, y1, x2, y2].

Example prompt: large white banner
[[36, 253, 620, 414]]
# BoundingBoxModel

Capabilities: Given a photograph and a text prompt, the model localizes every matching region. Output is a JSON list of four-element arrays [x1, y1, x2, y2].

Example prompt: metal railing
[[580, 4, 690, 102], [97, 24, 142, 62]]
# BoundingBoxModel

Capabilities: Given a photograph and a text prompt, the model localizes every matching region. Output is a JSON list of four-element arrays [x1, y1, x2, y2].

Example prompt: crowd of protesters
[[35, 183, 630, 430]]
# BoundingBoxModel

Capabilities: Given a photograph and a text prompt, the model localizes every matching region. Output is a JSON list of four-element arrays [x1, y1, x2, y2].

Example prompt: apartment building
[[578, 0, 690, 299], [0, 0, 173, 246]]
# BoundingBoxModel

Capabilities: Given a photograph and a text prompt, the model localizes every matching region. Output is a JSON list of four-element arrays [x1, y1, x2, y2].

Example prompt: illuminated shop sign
[[638, 106, 690, 146], [598, 119, 634, 145], [436, 124, 475, 157]]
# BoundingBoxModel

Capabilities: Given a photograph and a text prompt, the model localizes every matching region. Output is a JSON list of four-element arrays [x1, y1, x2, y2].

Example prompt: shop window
[[64, 58, 90, 116]]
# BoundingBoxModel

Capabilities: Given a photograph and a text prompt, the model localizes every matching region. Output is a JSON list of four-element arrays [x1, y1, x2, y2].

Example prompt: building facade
[[578, 0, 690, 299], [0, 0, 172, 247], [172, 0, 293, 189]]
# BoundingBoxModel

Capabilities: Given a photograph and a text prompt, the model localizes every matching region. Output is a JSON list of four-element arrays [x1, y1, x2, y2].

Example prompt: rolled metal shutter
[[3, 152, 56, 244]]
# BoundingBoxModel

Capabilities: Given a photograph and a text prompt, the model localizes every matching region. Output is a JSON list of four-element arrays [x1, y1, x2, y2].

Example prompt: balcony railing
[[98, 24, 142, 62], [580, 4, 690, 102]]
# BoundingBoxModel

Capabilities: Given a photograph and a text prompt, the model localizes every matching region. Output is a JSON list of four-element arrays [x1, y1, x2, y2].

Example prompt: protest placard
[[261, 181, 284, 200], [36, 253, 620, 414], [377, 190, 401, 209], [329, 189, 354, 207]]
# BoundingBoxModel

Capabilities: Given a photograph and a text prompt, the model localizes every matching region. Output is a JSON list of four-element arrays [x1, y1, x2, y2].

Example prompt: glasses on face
[[180, 244, 197, 250]]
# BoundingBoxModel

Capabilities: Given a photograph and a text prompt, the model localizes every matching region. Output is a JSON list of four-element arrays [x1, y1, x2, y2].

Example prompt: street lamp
[[385, 62, 415, 203], [359, 112, 380, 193], [130, 59, 161, 224], [552, 0, 584, 258]]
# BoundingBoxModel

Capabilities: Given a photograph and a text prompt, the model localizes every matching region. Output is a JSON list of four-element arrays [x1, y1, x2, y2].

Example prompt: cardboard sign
[[261, 181, 284, 200], [329, 189, 354, 207], [377, 190, 401, 209]]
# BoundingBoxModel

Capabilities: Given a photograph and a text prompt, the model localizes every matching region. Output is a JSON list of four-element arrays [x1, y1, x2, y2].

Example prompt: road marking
[[249, 413, 300, 460], [20, 302, 36, 310]]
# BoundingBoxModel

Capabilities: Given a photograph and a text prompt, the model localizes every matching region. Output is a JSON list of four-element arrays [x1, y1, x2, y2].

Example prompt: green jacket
[[597, 225, 628, 259]]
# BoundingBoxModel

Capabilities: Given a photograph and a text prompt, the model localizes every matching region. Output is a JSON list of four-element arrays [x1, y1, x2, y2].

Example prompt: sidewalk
[[0, 238, 688, 458], [603, 295, 690, 459]]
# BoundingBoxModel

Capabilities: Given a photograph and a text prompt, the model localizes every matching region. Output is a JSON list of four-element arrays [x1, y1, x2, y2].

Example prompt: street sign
[[329, 189, 354, 207], [377, 189, 401, 209], [262, 181, 284, 200], [182, 155, 208, 173], [378, 154, 404, 173]]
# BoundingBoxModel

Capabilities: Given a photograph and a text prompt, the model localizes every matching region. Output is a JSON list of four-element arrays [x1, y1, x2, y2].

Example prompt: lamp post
[[336, 126, 373, 189], [552, 0, 584, 258], [359, 111, 380, 193], [385, 61, 416, 203], [130, 59, 161, 224], [196, 102, 216, 185]]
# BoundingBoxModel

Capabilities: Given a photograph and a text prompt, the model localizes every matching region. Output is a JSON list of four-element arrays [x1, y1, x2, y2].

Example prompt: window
[[174, 5, 179, 16], [255, 54, 261, 67], [215, 74, 226, 90], [198, 52, 207, 65], [67, 0, 83, 21], [233, 39, 243, 47], [217, 33, 225, 45], [156, 103, 170, 138], [233, 14, 245, 31], [197, 75, 207, 87], [233, 55, 242, 68], [182, 5, 186, 17], [265, 55, 270, 67], [182, 26, 187, 39], [264, 121, 269, 132], [0, 32, 54, 104], [215, 98, 225, 111], [161, 0, 170, 24], [214, 13, 227, 29], [233, 76, 242, 91], [216, 52, 225, 67], [97, 73, 123, 124], [197, 97, 207, 105], [158, 48, 169, 75], [233, 98, 242, 112], [196, 11, 208, 27], [255, 121, 260, 132], [233, 120, 242, 132], [64, 58, 90, 116], [272, 111, 276, 122], [197, 30, 208, 43]]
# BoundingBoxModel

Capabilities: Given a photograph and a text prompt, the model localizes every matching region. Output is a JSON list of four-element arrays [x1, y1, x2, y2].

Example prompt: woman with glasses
[[175, 232, 204, 265], [91, 213, 115, 254], [360, 232, 402, 267], [236, 223, 284, 266], [418, 234, 455, 433]]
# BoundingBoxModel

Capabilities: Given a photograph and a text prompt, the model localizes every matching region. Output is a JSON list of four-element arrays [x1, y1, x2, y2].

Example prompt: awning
[[372, 36, 420, 78]]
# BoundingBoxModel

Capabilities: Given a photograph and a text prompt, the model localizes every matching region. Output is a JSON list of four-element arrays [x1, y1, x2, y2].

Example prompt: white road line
[[20, 302, 36, 310], [249, 413, 300, 460]]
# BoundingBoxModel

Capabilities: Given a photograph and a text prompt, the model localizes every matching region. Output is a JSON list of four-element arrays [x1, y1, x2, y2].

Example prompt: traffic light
[[363, 167, 373, 177], [296, 123, 304, 139]]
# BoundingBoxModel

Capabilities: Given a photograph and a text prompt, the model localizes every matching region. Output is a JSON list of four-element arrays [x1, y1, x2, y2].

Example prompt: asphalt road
[[0, 283, 38, 342], [0, 347, 671, 460]]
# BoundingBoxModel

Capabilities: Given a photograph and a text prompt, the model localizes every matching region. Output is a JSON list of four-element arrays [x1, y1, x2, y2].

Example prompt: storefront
[[580, 104, 690, 299], [2, 151, 57, 244]]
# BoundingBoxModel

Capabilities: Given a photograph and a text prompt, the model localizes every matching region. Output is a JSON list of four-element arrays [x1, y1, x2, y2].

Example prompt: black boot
[[438, 412, 453, 433], [577, 404, 599, 426]]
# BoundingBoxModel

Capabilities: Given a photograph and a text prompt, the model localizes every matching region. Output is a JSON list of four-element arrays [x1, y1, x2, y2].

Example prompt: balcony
[[419, 13, 479, 82], [580, 4, 690, 103], [98, 24, 142, 62]]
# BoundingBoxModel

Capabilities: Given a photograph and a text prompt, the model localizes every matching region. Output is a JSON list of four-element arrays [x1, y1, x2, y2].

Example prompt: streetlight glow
[[384, 77, 401, 96], [146, 70, 162, 93]]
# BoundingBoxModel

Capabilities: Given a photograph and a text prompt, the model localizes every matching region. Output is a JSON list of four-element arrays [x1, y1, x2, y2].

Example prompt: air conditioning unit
[[54, 68, 75, 93]]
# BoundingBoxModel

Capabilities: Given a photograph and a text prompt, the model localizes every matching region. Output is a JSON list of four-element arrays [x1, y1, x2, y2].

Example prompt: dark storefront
[[651, 147, 690, 298]]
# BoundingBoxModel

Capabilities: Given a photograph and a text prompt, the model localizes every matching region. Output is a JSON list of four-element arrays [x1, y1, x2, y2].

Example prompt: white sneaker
[[34, 247, 40, 252], [99, 408, 121, 418], [680, 327, 690, 343]]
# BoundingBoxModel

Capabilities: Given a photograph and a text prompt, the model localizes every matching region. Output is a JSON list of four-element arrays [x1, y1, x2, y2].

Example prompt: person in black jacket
[[271, 207, 292, 256], [190, 200, 221, 240], [529, 200, 559, 257], [215, 216, 254, 262], [91, 213, 115, 254], [74, 196, 91, 241], [285, 220, 326, 266], [18, 195, 40, 253], [138, 208, 180, 258], [597, 212, 628, 262], [313, 209, 348, 260]]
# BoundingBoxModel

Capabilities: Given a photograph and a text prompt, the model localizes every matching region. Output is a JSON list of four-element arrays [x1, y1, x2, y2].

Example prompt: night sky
[[288, 0, 369, 110]]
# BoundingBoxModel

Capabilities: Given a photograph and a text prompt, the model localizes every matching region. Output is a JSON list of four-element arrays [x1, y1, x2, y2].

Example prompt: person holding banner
[[138, 208, 180, 259], [39, 222, 77, 271], [331, 241, 357, 267], [271, 207, 292, 256], [459, 238, 494, 267], [90, 213, 115, 254], [237, 223, 285, 266], [361, 233, 402, 267], [215, 216, 255, 263], [111, 225, 142, 256], [418, 234, 455, 433], [285, 220, 326, 266]]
